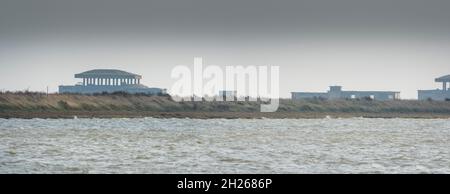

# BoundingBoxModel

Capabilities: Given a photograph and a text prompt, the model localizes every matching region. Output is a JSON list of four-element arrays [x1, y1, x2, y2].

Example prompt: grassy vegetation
[[1, 92, 450, 118]]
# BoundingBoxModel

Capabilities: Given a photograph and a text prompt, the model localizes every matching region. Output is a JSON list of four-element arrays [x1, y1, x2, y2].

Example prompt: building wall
[[341, 91, 399, 101], [291, 92, 328, 100], [59, 85, 165, 95], [418, 90, 450, 101], [292, 87, 399, 101]]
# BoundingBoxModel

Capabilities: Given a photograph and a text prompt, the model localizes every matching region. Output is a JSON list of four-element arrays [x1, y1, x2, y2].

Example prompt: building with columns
[[418, 75, 450, 101], [59, 69, 166, 94]]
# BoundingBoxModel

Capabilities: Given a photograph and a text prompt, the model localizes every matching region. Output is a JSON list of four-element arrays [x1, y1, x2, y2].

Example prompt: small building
[[292, 86, 400, 101], [219, 90, 237, 100], [418, 75, 450, 101], [219, 90, 237, 98], [59, 69, 166, 95]]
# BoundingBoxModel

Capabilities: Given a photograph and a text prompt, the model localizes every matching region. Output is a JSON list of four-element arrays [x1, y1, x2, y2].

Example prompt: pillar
[[444, 82, 447, 91], [138, 79, 140, 84]]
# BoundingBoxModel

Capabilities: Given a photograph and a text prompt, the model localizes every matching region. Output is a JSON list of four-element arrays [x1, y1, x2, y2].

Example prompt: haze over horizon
[[2, 0, 450, 99]]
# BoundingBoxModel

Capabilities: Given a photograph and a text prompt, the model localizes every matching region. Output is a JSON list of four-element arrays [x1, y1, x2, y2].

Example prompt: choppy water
[[0, 118, 449, 174]]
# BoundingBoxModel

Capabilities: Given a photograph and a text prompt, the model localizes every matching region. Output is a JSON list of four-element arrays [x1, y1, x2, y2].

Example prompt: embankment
[[1, 92, 450, 119]]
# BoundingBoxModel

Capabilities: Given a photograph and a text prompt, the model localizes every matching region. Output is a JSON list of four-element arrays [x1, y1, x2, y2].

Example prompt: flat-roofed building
[[292, 86, 400, 101], [418, 75, 450, 101]]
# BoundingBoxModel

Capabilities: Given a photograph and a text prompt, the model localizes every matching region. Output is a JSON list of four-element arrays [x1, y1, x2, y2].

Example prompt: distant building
[[418, 75, 450, 101], [59, 69, 166, 95], [219, 90, 237, 98], [292, 86, 400, 101], [219, 90, 237, 100]]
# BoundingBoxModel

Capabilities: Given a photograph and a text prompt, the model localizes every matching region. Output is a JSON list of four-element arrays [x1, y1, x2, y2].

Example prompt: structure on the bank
[[219, 90, 237, 98], [291, 86, 400, 101], [59, 69, 166, 94], [418, 75, 450, 101]]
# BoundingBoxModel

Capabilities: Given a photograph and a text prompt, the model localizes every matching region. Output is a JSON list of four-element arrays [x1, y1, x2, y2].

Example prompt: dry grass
[[1, 92, 450, 118]]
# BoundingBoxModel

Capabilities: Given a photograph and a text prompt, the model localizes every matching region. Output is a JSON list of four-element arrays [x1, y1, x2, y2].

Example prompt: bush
[[57, 100, 70, 110]]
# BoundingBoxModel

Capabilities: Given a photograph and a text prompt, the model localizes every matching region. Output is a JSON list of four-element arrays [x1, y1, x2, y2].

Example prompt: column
[[138, 79, 140, 84], [444, 82, 447, 91]]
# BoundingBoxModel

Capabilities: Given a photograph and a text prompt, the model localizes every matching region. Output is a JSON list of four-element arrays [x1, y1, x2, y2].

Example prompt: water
[[0, 118, 449, 174]]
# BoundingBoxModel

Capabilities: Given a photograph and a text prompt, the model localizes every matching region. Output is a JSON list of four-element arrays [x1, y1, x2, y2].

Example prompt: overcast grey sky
[[1, 0, 450, 98]]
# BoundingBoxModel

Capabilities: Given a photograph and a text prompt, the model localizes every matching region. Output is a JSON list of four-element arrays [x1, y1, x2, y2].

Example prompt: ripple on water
[[0, 118, 449, 173]]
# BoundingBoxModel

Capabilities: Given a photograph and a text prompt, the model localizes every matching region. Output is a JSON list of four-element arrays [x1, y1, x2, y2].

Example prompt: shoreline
[[1, 111, 450, 119], [2, 93, 450, 119]]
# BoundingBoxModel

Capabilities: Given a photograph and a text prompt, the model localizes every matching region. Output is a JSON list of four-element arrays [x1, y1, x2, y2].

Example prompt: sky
[[1, 0, 450, 99]]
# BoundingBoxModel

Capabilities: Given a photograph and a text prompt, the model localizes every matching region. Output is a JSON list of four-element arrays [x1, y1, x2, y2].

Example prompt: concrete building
[[418, 75, 450, 101], [292, 86, 400, 101], [59, 69, 166, 94], [219, 90, 237, 98], [219, 90, 237, 100]]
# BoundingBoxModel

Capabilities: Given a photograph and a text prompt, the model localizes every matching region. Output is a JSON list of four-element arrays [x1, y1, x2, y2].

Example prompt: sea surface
[[0, 118, 449, 174]]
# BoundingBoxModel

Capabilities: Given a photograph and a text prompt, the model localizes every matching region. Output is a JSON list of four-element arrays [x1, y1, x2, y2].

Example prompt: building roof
[[75, 69, 142, 79], [435, 75, 450, 82]]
